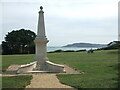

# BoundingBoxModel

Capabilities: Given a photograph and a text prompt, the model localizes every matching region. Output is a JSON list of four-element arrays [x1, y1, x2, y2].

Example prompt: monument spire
[[40, 6, 43, 10], [36, 6, 47, 40], [34, 6, 49, 70]]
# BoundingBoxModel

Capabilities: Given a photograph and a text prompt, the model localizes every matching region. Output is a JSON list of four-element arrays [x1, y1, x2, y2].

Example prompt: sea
[[47, 46, 100, 52]]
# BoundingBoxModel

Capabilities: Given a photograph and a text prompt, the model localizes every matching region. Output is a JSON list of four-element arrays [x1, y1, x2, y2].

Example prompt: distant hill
[[100, 41, 120, 50], [107, 41, 120, 46], [63, 43, 107, 48]]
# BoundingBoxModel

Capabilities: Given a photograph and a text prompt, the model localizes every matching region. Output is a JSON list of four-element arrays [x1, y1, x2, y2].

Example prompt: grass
[[2, 75, 32, 89], [2, 54, 35, 72], [2, 55, 34, 89], [48, 50, 118, 88], [2, 49, 119, 88]]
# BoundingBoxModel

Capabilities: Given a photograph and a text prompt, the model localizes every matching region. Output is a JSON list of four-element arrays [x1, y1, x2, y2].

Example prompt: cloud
[[1, 0, 119, 46]]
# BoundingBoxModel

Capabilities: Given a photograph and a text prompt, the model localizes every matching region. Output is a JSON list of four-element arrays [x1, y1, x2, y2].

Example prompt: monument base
[[45, 61, 65, 72], [17, 61, 65, 74], [17, 61, 37, 73]]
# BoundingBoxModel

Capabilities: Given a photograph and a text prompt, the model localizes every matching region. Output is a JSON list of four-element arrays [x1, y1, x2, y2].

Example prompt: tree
[[2, 29, 36, 54]]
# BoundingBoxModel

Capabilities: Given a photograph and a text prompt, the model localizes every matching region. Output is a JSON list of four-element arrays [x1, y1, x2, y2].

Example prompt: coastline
[[47, 46, 100, 52]]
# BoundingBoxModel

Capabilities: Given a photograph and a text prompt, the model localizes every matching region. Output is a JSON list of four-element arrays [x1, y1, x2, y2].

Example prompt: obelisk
[[34, 6, 49, 70]]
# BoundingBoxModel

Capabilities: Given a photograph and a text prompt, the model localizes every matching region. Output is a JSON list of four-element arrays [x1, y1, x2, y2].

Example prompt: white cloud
[[45, 0, 118, 19], [1, 0, 119, 45]]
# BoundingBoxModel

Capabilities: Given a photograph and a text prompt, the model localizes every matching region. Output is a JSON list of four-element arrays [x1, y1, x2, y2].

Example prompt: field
[[49, 50, 118, 88], [2, 54, 35, 72], [2, 50, 119, 88], [2, 75, 32, 89], [2, 54, 34, 88]]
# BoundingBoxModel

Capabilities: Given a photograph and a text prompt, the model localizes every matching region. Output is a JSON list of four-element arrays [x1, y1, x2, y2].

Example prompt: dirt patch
[[5, 64, 21, 74], [63, 64, 80, 74]]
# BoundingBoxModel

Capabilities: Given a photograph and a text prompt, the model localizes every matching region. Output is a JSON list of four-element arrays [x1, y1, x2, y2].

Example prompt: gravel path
[[26, 74, 75, 88], [25, 64, 79, 89], [63, 64, 80, 74]]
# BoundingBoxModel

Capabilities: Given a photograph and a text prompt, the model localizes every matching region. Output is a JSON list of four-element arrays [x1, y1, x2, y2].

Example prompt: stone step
[[27, 70, 66, 74]]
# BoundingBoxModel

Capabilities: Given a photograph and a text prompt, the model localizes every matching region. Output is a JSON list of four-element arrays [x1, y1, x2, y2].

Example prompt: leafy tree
[[2, 29, 36, 54]]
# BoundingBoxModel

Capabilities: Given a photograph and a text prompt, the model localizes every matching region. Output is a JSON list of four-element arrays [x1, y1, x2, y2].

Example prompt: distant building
[[107, 41, 120, 46]]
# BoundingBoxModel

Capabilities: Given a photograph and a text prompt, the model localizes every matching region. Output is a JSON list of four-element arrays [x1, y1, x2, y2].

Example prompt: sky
[[0, 0, 119, 46]]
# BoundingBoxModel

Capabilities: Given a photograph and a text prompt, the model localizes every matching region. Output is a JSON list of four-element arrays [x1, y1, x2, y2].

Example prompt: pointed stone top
[[40, 6, 43, 10]]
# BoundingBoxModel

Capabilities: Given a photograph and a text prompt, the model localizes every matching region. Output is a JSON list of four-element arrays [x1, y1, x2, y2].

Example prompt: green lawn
[[2, 54, 35, 72], [2, 50, 119, 88], [48, 50, 118, 88], [2, 55, 34, 89], [2, 75, 32, 89]]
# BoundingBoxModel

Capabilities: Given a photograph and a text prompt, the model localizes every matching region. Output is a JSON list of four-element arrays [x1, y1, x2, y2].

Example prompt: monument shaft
[[34, 6, 49, 70], [37, 9, 45, 38]]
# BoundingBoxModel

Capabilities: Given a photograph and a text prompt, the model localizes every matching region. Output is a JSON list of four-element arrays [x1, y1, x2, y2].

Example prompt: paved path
[[25, 64, 79, 89], [26, 74, 75, 88]]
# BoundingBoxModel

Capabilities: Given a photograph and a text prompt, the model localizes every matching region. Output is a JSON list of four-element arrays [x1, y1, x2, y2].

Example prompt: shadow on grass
[[107, 50, 119, 54], [108, 64, 118, 70]]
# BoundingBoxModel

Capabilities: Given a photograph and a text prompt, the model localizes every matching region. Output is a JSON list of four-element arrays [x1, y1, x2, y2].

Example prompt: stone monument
[[34, 6, 49, 71], [17, 6, 65, 73]]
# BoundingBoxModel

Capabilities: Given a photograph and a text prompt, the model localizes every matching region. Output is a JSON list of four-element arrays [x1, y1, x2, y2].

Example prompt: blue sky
[[0, 0, 119, 46]]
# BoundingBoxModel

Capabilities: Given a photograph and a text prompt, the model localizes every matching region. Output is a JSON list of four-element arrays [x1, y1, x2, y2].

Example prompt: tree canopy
[[2, 29, 36, 55]]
